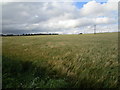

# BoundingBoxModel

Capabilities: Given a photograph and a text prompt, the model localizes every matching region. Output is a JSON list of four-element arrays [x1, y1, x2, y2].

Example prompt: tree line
[[1, 33, 59, 36]]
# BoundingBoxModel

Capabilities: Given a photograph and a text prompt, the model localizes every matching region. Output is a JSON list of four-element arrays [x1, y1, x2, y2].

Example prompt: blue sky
[[73, 1, 107, 9], [73, 2, 88, 9]]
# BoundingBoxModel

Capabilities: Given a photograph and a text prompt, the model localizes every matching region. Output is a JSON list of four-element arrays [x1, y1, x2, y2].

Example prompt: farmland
[[2, 33, 118, 88]]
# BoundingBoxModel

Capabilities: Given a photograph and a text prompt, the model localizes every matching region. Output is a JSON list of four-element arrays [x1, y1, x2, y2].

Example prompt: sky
[[1, 0, 119, 34]]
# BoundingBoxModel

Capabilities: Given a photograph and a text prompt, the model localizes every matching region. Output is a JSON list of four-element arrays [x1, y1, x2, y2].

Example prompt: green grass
[[2, 33, 119, 88]]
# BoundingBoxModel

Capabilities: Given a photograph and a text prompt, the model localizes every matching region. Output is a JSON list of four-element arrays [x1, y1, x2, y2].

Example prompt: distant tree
[[79, 33, 83, 35]]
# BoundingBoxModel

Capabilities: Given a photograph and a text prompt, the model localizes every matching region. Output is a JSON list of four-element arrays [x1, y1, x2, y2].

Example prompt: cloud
[[80, 0, 118, 17], [2, 0, 118, 34]]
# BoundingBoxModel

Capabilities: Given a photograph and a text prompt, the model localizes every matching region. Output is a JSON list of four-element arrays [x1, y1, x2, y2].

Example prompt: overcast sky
[[2, 0, 118, 34]]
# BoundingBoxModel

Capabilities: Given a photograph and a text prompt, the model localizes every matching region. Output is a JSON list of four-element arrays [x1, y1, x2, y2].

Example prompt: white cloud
[[2, 0, 118, 34], [80, 1, 105, 16], [80, 0, 118, 17]]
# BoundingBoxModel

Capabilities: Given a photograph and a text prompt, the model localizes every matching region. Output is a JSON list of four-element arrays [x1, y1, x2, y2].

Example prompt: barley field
[[2, 33, 118, 88]]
